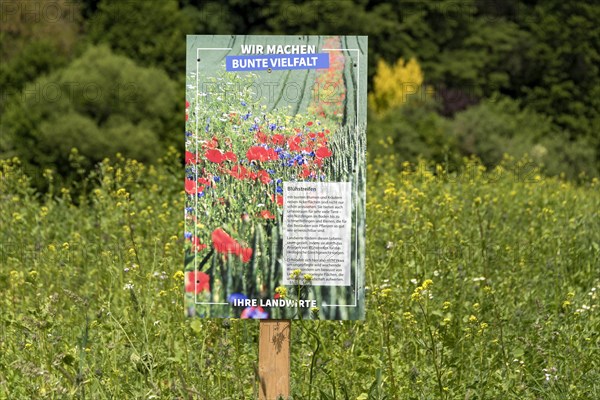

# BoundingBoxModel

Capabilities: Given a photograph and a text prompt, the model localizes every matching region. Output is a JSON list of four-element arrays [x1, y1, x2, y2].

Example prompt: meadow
[[1, 151, 598, 399]]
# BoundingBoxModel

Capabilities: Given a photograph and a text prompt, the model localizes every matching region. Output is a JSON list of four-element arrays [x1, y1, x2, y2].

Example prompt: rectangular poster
[[184, 35, 366, 320]]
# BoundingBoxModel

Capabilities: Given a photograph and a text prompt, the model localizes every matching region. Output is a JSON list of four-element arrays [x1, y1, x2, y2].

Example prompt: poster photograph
[[184, 35, 367, 320]]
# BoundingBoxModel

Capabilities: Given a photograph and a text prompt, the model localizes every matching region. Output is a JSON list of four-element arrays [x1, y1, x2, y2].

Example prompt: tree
[[86, 0, 194, 80], [368, 97, 456, 168], [1, 45, 179, 178], [449, 96, 597, 179], [0, 0, 82, 109]]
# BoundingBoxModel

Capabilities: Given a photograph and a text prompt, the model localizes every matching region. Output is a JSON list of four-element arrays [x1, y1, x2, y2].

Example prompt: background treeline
[[1, 0, 599, 182]]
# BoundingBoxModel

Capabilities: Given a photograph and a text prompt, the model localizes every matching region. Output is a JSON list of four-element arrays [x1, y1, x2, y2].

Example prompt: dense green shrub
[[367, 98, 458, 168], [1, 46, 179, 184], [450, 97, 598, 179]]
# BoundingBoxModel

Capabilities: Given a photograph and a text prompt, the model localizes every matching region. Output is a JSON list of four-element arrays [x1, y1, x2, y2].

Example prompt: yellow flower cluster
[[369, 57, 428, 114], [411, 279, 433, 302]]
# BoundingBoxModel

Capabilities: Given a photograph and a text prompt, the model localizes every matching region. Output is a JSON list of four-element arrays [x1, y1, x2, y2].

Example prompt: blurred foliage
[[1, 45, 178, 185], [0, 0, 83, 109], [450, 97, 598, 180], [86, 0, 193, 82], [1, 0, 599, 180], [368, 97, 457, 168]]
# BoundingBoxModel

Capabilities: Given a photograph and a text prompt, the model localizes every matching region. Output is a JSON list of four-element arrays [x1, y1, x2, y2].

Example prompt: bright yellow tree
[[369, 57, 427, 115]]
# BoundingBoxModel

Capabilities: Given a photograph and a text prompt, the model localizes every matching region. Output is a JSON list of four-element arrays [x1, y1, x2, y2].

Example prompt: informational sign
[[184, 35, 366, 320]]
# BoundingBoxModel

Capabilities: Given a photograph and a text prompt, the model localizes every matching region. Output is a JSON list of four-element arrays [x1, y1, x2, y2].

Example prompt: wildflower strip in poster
[[184, 35, 367, 320]]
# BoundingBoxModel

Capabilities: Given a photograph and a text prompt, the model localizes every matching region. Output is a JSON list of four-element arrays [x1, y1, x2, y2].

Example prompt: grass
[[1, 151, 598, 399]]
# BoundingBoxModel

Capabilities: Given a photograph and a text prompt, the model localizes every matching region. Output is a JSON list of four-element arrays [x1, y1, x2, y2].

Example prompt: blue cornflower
[[241, 306, 268, 319], [228, 293, 248, 303], [241, 101, 247, 106], [269, 123, 277, 131], [213, 176, 221, 183], [276, 186, 283, 194], [184, 232, 193, 239]]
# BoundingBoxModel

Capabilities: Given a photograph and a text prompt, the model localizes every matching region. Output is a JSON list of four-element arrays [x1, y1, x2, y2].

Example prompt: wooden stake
[[258, 320, 291, 400]]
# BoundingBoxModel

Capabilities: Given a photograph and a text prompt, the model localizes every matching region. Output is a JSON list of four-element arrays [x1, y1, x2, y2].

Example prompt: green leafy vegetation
[[1, 0, 599, 398], [2, 45, 178, 185], [1, 154, 598, 398]]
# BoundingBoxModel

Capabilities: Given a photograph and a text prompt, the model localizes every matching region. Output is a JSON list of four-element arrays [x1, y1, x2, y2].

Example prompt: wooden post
[[258, 320, 291, 400]]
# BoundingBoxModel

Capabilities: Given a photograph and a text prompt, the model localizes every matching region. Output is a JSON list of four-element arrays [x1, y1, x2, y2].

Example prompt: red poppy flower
[[306, 121, 313, 126], [190, 236, 207, 252], [212, 228, 237, 254], [256, 131, 268, 144], [266, 148, 278, 160], [186, 100, 190, 109], [257, 170, 271, 184], [205, 149, 225, 164], [185, 271, 210, 293], [185, 151, 197, 164], [229, 165, 248, 180], [203, 138, 218, 149], [239, 247, 253, 263], [185, 179, 197, 194], [211, 228, 252, 263], [224, 151, 237, 162], [316, 146, 332, 158], [246, 146, 267, 162], [247, 146, 277, 162], [259, 210, 275, 219], [300, 168, 312, 178], [271, 134, 284, 146], [271, 194, 283, 207], [288, 137, 302, 152], [198, 177, 210, 185]]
